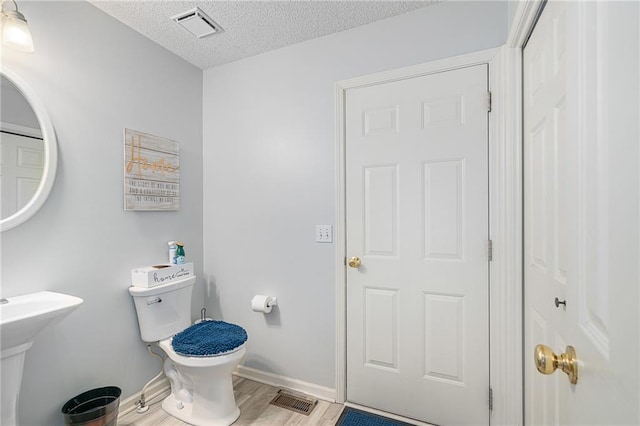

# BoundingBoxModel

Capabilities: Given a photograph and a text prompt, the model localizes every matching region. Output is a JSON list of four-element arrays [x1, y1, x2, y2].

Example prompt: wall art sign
[[124, 128, 180, 211]]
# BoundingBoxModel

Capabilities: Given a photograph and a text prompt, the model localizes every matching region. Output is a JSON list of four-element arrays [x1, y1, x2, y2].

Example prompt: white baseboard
[[118, 377, 170, 418], [117, 366, 337, 420], [234, 365, 337, 403]]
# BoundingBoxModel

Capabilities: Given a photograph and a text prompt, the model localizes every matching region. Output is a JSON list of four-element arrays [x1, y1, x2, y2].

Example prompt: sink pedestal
[[0, 292, 83, 426], [1, 344, 31, 426]]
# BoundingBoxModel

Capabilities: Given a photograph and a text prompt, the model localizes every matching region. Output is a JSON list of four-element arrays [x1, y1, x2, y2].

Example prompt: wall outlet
[[315, 225, 333, 243]]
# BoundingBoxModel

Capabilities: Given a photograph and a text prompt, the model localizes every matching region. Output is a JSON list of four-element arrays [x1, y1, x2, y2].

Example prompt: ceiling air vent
[[171, 7, 223, 38]]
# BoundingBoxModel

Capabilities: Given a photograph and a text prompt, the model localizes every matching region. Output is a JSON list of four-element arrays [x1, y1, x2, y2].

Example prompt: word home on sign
[[124, 128, 180, 211]]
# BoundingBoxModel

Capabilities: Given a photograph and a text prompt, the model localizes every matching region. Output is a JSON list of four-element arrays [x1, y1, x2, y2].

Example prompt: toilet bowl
[[159, 338, 246, 426], [129, 276, 248, 426]]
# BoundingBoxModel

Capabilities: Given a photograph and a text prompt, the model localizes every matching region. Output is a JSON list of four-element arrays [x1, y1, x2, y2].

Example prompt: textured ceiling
[[90, 1, 438, 70]]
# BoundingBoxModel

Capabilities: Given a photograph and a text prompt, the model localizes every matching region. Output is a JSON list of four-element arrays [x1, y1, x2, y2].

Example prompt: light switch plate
[[315, 225, 333, 243]]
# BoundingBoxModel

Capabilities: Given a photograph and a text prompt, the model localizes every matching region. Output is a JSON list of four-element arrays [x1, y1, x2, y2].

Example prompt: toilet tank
[[129, 276, 196, 342]]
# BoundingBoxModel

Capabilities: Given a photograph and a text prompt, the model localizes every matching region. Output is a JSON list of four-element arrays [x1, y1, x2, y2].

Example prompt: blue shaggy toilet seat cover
[[171, 320, 248, 357]]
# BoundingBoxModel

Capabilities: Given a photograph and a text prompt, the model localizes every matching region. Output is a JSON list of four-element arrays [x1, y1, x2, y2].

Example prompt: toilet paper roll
[[251, 295, 276, 313]]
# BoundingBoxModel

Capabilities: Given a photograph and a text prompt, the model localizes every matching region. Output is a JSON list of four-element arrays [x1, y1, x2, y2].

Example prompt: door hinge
[[489, 387, 493, 411], [487, 91, 492, 112], [488, 239, 493, 262]]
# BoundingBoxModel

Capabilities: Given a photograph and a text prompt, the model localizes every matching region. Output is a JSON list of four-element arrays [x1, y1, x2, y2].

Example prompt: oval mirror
[[0, 68, 57, 231]]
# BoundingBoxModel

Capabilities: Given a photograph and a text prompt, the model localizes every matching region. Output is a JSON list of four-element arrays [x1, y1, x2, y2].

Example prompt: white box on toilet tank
[[131, 263, 194, 288]]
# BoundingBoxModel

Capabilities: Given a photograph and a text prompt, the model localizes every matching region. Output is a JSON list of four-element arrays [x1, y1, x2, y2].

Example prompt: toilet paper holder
[[251, 295, 278, 313]]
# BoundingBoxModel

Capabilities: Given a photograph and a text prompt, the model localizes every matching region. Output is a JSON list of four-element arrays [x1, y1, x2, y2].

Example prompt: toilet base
[[159, 344, 246, 426], [162, 394, 240, 426]]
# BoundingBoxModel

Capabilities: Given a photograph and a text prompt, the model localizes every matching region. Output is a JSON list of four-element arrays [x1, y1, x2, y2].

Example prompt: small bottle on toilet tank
[[168, 241, 177, 264], [175, 242, 185, 265]]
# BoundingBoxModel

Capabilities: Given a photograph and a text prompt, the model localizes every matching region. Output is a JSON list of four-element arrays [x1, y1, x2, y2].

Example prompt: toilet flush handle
[[146, 297, 162, 305]]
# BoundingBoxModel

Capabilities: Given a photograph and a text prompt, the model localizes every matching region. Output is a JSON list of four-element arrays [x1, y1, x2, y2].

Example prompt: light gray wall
[[507, 0, 520, 35], [1, 77, 39, 129], [0, 2, 202, 425], [202, 1, 508, 389]]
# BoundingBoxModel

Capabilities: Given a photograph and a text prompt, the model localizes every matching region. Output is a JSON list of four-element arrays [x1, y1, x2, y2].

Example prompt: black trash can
[[61, 386, 121, 426]]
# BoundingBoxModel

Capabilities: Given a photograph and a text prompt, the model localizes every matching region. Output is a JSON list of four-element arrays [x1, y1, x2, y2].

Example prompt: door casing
[[335, 43, 528, 425], [335, 5, 544, 423]]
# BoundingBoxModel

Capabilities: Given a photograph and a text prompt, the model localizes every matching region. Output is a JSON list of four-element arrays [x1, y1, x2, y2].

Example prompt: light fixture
[[1, 0, 33, 53]]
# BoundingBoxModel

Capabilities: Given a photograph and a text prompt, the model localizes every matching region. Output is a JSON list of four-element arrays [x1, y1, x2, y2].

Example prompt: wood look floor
[[118, 377, 344, 426]]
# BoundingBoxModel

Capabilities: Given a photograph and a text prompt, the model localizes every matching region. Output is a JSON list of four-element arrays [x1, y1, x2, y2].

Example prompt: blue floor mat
[[335, 407, 414, 426]]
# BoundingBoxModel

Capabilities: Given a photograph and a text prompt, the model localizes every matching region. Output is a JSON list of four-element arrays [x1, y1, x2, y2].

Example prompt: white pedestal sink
[[0, 291, 83, 426]]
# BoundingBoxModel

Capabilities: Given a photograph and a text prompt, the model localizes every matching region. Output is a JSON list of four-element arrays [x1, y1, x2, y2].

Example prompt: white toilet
[[129, 276, 247, 426]]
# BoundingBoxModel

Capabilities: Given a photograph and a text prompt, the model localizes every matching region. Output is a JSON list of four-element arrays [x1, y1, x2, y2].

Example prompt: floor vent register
[[269, 390, 318, 416]]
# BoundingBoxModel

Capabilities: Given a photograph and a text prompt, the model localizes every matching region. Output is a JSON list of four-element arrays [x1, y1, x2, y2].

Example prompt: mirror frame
[[0, 67, 58, 232]]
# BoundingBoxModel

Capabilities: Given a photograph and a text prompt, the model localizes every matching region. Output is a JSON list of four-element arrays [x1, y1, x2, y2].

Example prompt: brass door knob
[[348, 257, 361, 268], [534, 344, 578, 384]]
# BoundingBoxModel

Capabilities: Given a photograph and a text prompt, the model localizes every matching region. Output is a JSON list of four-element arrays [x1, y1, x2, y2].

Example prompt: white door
[[524, 1, 639, 424], [0, 131, 44, 219], [345, 65, 490, 425]]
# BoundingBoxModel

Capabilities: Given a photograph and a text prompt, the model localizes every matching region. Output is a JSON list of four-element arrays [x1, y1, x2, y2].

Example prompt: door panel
[[524, 4, 568, 422], [345, 65, 489, 425], [0, 132, 44, 219], [524, 2, 639, 424]]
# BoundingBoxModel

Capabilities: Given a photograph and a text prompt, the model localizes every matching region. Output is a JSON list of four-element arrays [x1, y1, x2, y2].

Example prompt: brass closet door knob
[[534, 344, 578, 384], [348, 257, 361, 268]]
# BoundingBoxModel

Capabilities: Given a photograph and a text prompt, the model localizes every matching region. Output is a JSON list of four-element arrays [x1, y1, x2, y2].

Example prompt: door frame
[[334, 43, 527, 425]]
